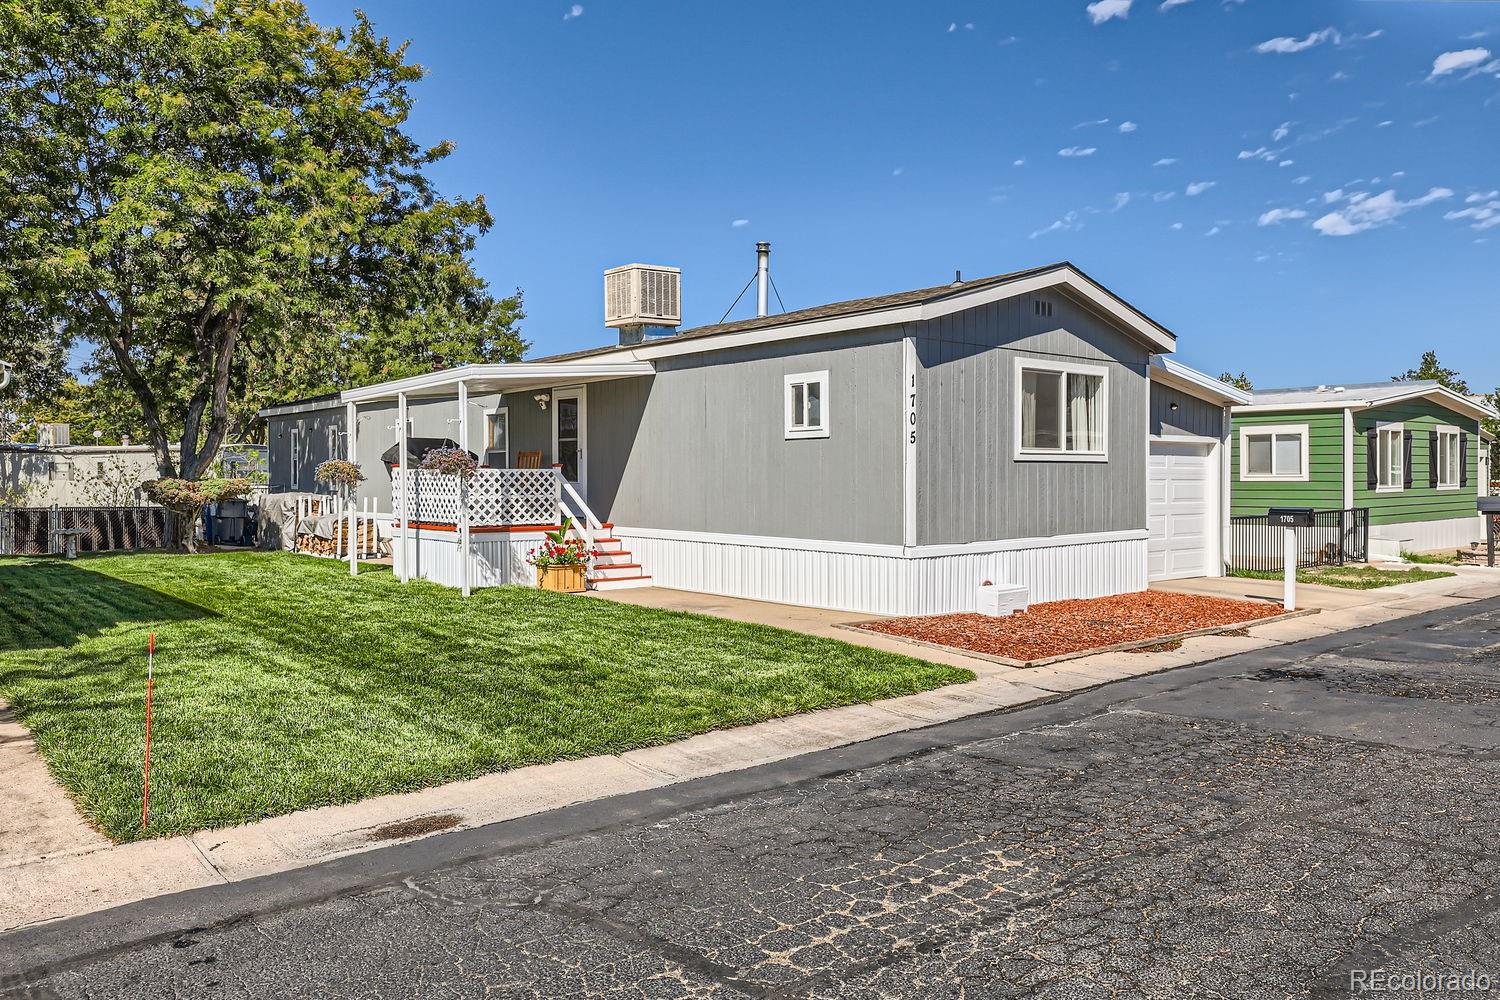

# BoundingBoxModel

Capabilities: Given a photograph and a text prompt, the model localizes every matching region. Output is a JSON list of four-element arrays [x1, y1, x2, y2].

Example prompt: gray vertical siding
[[913, 290, 1151, 545], [1150, 382, 1225, 438], [584, 329, 905, 545], [264, 287, 1163, 549]]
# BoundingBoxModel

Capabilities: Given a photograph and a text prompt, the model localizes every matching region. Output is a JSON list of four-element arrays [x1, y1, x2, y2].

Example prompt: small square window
[[784, 371, 830, 439]]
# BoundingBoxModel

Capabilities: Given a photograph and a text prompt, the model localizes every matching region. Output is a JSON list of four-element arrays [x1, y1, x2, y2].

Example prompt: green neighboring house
[[1230, 380, 1497, 560]]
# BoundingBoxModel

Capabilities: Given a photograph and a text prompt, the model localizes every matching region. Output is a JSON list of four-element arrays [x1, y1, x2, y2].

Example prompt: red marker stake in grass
[[141, 633, 155, 832]]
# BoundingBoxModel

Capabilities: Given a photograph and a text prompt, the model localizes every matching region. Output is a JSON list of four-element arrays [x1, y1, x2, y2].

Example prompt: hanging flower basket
[[314, 460, 365, 489], [419, 447, 477, 480]]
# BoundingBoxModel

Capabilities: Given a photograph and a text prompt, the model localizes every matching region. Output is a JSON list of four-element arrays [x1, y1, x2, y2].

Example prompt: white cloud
[[1186, 180, 1216, 196], [1312, 187, 1454, 236], [563, 3, 584, 19], [1272, 122, 1293, 142], [1258, 207, 1308, 226], [1255, 27, 1338, 55], [1279, 160, 1294, 167], [1205, 225, 1222, 236], [892, 167, 904, 176], [1322, 188, 1345, 203], [1330, 70, 1350, 82], [948, 22, 957, 32], [1030, 210, 1081, 239], [1058, 146, 1098, 157], [1086, 0, 1133, 24], [1429, 48, 1491, 78], [1462, 30, 1490, 42], [1075, 118, 1111, 128], [731, 219, 750, 228], [1160, 0, 1193, 10], [1238, 147, 1280, 162], [1118, 120, 1138, 133], [1153, 191, 1177, 202], [1170, 222, 1183, 230], [1292, 175, 1312, 185], [1378, 120, 1394, 128], [1112, 192, 1132, 211], [1153, 157, 1177, 167], [1446, 194, 1500, 230], [1013, 158, 1026, 167]]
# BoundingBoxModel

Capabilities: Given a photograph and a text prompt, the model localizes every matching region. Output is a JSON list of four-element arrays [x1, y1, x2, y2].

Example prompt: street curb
[[834, 607, 1320, 668]]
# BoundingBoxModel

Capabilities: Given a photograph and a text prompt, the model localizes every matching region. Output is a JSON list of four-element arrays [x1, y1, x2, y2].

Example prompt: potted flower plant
[[527, 517, 591, 593]]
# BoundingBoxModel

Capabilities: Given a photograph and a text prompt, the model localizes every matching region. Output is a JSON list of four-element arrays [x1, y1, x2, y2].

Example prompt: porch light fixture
[[533, 393, 550, 411]]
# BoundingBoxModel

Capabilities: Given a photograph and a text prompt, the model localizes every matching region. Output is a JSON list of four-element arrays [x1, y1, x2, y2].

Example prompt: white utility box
[[976, 582, 1029, 616]]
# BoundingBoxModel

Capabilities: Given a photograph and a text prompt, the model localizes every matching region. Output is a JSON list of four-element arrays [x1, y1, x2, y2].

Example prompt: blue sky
[[305, 0, 1499, 391]]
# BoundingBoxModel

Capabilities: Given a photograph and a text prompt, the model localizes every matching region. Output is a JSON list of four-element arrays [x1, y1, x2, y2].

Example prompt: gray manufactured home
[[260, 260, 1247, 613]]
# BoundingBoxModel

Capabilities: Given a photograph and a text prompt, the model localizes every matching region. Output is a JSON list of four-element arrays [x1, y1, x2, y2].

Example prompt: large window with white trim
[[1238, 424, 1308, 481], [1437, 426, 1461, 489], [784, 370, 830, 439], [1377, 424, 1404, 491], [1014, 359, 1107, 460]]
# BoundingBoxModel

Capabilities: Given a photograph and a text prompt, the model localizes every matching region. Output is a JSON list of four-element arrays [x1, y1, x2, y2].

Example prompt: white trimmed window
[[784, 371, 830, 439], [1239, 424, 1308, 481], [1377, 424, 1404, 491], [1014, 358, 1108, 461], [1437, 426, 1461, 489]]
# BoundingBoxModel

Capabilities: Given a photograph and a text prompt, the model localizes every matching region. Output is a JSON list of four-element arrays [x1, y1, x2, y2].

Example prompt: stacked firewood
[[296, 520, 378, 558]]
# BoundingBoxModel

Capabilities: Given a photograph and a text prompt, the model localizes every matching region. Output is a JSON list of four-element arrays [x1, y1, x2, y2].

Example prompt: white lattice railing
[[399, 468, 561, 527]]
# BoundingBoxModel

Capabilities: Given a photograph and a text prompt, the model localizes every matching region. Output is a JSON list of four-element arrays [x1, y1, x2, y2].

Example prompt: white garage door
[[1148, 440, 1213, 581]]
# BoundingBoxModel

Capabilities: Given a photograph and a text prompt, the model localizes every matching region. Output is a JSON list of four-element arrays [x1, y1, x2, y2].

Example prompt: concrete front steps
[[589, 527, 652, 591]]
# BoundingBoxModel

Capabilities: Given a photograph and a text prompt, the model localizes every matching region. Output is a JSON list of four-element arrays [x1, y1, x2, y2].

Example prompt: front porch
[[392, 466, 649, 593], [336, 360, 656, 595]]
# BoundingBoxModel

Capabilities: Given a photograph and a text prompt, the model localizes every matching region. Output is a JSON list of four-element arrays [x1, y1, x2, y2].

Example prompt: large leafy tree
[[0, 0, 521, 479], [1393, 351, 1469, 394]]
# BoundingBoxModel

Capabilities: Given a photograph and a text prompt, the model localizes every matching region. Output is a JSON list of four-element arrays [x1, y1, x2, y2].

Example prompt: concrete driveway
[[7, 597, 1500, 998]]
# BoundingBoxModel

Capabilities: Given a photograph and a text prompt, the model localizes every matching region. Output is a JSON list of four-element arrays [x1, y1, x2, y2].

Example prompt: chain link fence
[[0, 506, 174, 556]]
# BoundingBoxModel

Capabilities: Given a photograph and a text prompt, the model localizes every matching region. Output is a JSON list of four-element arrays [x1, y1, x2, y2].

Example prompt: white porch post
[[458, 380, 470, 597], [398, 391, 409, 583], [346, 400, 358, 577]]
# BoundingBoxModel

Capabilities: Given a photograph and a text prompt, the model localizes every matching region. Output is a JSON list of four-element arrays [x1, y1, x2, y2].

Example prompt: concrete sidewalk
[[4, 565, 1499, 934]]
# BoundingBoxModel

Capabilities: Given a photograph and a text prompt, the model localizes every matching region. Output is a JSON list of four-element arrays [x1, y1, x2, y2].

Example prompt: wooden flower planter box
[[537, 564, 586, 593]]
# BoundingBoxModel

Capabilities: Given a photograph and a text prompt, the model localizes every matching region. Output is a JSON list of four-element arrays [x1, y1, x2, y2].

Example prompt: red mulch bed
[[858, 590, 1285, 663]]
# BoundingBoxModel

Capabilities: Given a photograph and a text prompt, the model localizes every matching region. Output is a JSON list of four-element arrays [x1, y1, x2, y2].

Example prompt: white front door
[[552, 387, 587, 496], [1148, 439, 1215, 580]]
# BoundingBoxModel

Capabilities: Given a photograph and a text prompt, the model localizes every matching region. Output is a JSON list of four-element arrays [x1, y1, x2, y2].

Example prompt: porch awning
[[340, 361, 656, 403]]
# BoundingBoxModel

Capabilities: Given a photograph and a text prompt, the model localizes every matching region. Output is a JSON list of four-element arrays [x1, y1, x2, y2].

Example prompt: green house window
[[1239, 424, 1308, 481]]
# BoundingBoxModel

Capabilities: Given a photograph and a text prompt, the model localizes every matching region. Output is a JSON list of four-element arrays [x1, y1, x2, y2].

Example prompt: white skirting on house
[[394, 528, 547, 589], [1369, 515, 1484, 560], [612, 526, 1148, 617]]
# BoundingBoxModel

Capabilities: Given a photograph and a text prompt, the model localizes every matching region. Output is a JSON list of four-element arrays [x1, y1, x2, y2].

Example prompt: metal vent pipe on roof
[[756, 242, 771, 317]]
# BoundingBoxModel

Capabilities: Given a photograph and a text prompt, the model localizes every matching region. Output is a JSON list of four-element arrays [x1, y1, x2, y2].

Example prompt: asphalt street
[[5, 599, 1500, 999]]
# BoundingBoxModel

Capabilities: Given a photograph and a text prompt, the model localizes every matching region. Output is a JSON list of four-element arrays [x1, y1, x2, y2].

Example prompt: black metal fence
[[0, 506, 174, 556], [1230, 507, 1369, 572]]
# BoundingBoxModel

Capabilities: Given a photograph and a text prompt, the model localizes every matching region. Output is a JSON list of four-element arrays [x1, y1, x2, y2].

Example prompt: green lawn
[[0, 553, 970, 842], [1230, 565, 1456, 590], [1401, 550, 1460, 565]]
